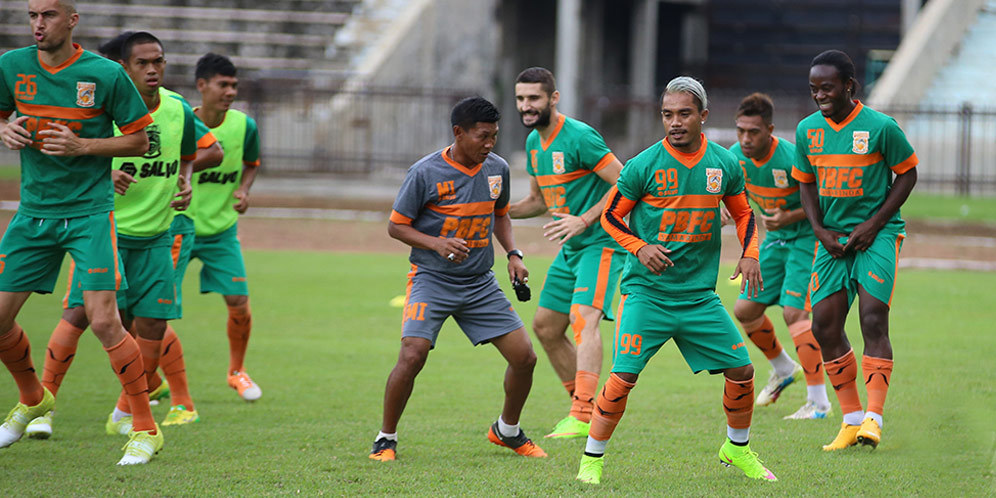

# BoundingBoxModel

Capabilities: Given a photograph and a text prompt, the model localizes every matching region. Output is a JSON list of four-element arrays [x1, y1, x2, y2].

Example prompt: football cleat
[[148, 379, 170, 406], [162, 405, 199, 426], [756, 363, 802, 406], [227, 371, 262, 402], [487, 422, 547, 457], [545, 415, 590, 439], [369, 437, 397, 461], [0, 388, 55, 448], [117, 425, 164, 465], [856, 418, 881, 448], [822, 422, 860, 451], [718, 440, 777, 481], [25, 410, 54, 439], [576, 454, 604, 484], [783, 401, 832, 420], [105, 412, 134, 436]]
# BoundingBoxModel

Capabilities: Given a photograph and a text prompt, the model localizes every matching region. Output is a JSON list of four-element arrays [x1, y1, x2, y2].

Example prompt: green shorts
[[191, 223, 248, 296], [0, 211, 121, 293], [807, 231, 905, 310], [66, 232, 178, 320], [169, 215, 196, 313], [738, 233, 816, 310], [611, 292, 751, 374], [537, 245, 624, 320]]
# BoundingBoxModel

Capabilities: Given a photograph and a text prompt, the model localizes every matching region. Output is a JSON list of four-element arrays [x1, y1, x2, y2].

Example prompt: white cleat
[[0, 388, 55, 448], [783, 401, 832, 420], [756, 363, 802, 406], [117, 425, 164, 465], [25, 411, 53, 439]]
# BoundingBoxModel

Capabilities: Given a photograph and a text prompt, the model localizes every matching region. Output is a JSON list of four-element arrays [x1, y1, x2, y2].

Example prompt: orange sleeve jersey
[[602, 134, 758, 297], [391, 147, 511, 278]]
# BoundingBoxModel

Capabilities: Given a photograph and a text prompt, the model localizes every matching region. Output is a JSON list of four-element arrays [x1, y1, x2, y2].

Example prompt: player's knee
[[725, 363, 754, 382], [62, 306, 89, 330], [783, 307, 809, 326], [225, 295, 248, 308], [88, 314, 119, 337], [531, 316, 563, 343], [732, 299, 761, 324], [397, 342, 429, 372], [509, 348, 537, 372], [859, 311, 889, 340]]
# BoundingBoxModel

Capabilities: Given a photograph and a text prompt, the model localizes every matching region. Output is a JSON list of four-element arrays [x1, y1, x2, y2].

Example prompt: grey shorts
[[400, 265, 524, 347]]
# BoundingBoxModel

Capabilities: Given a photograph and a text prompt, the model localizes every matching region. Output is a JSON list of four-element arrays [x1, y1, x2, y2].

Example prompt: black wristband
[[507, 249, 524, 260]]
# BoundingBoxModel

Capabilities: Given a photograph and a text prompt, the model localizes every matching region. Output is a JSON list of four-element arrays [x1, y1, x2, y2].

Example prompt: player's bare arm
[[723, 192, 763, 297], [843, 167, 917, 253], [494, 211, 528, 283], [38, 123, 149, 157], [111, 169, 138, 195], [799, 181, 846, 258], [172, 159, 193, 211], [233, 163, 258, 214], [0, 116, 32, 150], [193, 141, 223, 172], [508, 175, 548, 219], [387, 221, 470, 263], [760, 206, 807, 231], [543, 157, 623, 245]]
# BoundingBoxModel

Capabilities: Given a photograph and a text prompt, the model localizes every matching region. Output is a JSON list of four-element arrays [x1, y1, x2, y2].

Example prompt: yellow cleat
[[856, 418, 881, 448], [162, 405, 199, 426], [822, 422, 860, 451]]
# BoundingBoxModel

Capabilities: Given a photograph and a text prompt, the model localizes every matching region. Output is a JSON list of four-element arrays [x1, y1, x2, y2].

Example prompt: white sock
[[843, 410, 864, 426], [497, 416, 519, 438], [727, 426, 750, 444], [865, 411, 883, 428], [807, 385, 831, 409], [584, 436, 608, 455], [770, 350, 797, 378], [376, 431, 397, 442], [112, 407, 131, 422]]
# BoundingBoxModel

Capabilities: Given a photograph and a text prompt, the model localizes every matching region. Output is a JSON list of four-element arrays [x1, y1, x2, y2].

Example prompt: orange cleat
[[487, 422, 547, 457]]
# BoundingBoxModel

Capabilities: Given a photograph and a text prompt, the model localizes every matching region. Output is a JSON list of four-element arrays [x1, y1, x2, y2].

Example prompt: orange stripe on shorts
[[592, 247, 614, 310]]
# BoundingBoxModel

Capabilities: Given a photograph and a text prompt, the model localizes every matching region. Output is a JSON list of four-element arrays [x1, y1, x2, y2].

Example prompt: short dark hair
[[736, 92, 774, 124], [120, 32, 163, 62], [450, 97, 501, 130], [98, 31, 134, 61], [195, 53, 237, 82], [515, 67, 557, 96], [811, 49, 860, 95]]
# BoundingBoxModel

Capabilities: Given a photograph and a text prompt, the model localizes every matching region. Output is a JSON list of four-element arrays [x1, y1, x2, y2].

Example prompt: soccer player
[[793, 50, 917, 450], [370, 97, 545, 461], [728, 93, 831, 419], [0, 0, 162, 465], [508, 67, 625, 439], [576, 77, 776, 484], [189, 53, 262, 401], [23, 31, 224, 440]]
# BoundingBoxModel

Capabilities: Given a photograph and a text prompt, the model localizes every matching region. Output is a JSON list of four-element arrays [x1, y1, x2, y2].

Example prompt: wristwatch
[[507, 249, 524, 261]]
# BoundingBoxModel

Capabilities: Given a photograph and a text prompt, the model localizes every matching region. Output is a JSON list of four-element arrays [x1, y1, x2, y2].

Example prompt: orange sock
[[723, 375, 754, 429], [41, 319, 85, 397], [105, 335, 155, 434], [161, 325, 193, 409], [825, 349, 863, 416], [863, 355, 893, 417], [226, 302, 252, 373], [742, 315, 782, 360], [562, 379, 576, 398], [0, 324, 43, 406], [569, 370, 599, 423], [115, 336, 162, 413], [588, 373, 636, 441], [788, 320, 824, 386]]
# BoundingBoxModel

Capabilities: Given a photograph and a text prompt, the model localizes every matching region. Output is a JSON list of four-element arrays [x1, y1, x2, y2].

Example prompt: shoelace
[[232, 373, 254, 389], [121, 435, 156, 456]]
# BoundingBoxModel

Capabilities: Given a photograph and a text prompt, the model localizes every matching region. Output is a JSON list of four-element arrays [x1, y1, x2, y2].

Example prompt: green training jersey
[[0, 44, 152, 218], [729, 136, 811, 242], [112, 87, 197, 237], [188, 109, 260, 236], [793, 101, 918, 234], [161, 88, 217, 150], [525, 114, 620, 251], [610, 135, 747, 297]]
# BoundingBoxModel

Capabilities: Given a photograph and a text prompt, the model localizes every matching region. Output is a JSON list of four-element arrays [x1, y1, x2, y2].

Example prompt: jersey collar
[[824, 100, 864, 132], [540, 113, 566, 151], [38, 43, 84, 75], [662, 133, 708, 169], [750, 136, 779, 167], [441, 146, 482, 176]]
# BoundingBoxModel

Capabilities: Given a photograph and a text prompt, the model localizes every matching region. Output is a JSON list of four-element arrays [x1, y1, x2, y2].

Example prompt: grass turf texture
[[1, 250, 993, 495]]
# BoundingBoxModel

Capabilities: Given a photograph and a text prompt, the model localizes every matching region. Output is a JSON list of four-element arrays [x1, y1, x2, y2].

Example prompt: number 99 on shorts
[[617, 333, 643, 356]]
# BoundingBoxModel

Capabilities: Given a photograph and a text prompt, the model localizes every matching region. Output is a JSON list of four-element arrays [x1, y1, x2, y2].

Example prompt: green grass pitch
[[1, 250, 994, 495]]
